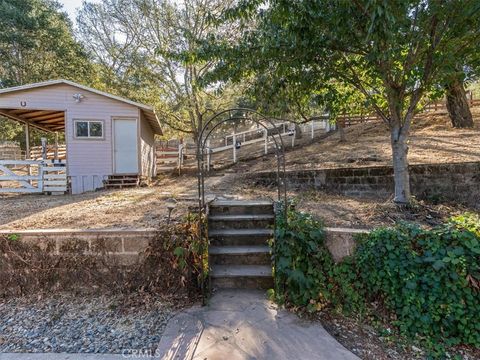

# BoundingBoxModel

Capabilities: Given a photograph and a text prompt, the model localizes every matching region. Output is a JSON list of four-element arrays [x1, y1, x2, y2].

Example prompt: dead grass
[[0, 109, 478, 230], [0, 176, 198, 230], [248, 108, 480, 171]]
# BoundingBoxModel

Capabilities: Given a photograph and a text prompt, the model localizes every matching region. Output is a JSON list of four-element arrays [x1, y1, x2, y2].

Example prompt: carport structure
[[0, 105, 65, 159]]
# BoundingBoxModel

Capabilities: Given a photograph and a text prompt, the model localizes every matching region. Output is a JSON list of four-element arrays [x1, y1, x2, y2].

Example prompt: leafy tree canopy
[[0, 0, 94, 148], [204, 0, 480, 203]]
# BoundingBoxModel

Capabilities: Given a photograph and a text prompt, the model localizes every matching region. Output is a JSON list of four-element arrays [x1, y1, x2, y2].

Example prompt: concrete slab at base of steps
[[156, 289, 360, 360]]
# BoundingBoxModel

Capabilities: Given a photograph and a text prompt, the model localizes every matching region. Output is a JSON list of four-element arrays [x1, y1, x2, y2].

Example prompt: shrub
[[355, 221, 480, 350], [273, 205, 330, 311], [0, 214, 203, 298], [273, 204, 365, 313], [450, 212, 480, 237], [273, 207, 480, 356]]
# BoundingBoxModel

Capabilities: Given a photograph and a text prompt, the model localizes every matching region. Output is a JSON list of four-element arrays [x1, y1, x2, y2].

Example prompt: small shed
[[0, 80, 162, 194]]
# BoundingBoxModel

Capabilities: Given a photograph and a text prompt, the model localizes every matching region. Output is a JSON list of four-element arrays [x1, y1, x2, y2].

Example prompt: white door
[[113, 119, 138, 174]]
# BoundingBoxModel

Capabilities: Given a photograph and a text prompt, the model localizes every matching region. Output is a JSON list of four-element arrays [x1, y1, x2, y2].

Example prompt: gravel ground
[[0, 293, 173, 354]]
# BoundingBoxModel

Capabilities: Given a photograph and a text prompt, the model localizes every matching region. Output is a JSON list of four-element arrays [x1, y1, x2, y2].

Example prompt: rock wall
[[250, 161, 480, 206], [0, 229, 154, 265]]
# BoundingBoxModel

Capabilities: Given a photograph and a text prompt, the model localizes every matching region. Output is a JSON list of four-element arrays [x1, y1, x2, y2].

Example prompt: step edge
[[209, 246, 271, 255], [210, 201, 273, 207], [209, 229, 273, 235], [209, 215, 274, 221]]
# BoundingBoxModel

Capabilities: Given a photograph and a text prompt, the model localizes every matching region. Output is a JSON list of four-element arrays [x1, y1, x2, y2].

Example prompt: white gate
[[0, 160, 67, 194]]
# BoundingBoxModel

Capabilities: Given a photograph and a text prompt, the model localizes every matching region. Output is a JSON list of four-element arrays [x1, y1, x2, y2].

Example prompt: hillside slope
[[249, 108, 480, 171]]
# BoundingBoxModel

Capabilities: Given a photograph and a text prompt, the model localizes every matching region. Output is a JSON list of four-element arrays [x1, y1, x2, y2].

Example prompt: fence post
[[311, 120, 314, 139], [264, 129, 268, 154], [178, 144, 183, 175], [233, 132, 237, 163], [38, 162, 44, 193], [25, 124, 31, 181], [54, 132, 59, 160]]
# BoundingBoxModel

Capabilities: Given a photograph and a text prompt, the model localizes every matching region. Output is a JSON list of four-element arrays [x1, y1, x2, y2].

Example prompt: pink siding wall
[[139, 111, 157, 178], [0, 84, 148, 194]]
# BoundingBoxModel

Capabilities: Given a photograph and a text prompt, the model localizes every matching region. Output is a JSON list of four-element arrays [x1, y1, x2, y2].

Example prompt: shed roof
[[0, 79, 162, 134]]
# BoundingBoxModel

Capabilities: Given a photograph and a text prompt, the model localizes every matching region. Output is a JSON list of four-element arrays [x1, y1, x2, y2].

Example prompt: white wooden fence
[[205, 119, 334, 169], [156, 144, 185, 173], [0, 160, 67, 194], [155, 118, 334, 173]]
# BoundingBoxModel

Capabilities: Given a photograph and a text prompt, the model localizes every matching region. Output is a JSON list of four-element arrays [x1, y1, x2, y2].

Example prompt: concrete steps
[[208, 199, 274, 289]]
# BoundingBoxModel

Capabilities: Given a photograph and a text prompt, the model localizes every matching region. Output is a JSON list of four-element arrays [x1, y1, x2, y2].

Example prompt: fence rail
[[30, 144, 67, 161], [0, 160, 67, 194]]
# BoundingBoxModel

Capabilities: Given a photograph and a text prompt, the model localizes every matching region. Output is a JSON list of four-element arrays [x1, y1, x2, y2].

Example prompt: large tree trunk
[[445, 76, 474, 128], [390, 127, 411, 204]]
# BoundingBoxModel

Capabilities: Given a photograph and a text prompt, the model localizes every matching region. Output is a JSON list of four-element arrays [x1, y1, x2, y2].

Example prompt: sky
[[58, 0, 100, 22]]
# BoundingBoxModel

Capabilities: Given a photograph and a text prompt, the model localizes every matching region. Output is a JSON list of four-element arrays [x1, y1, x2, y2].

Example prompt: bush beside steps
[[272, 207, 480, 358]]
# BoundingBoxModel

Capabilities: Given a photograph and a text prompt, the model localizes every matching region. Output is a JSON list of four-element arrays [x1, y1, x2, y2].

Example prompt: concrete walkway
[[0, 290, 359, 360], [157, 289, 359, 360]]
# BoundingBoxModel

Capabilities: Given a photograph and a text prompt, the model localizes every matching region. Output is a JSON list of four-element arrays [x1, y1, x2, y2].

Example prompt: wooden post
[[178, 144, 183, 175], [232, 132, 237, 163], [264, 129, 268, 154], [54, 132, 59, 161], [311, 120, 314, 139], [25, 124, 31, 178]]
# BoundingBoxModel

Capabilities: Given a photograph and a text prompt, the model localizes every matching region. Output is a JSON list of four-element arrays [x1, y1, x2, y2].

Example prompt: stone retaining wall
[[0, 229, 156, 265], [249, 161, 480, 206], [1, 227, 363, 263]]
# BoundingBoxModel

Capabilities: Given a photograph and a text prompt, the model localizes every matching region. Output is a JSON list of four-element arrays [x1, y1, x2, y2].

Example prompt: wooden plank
[[22, 110, 59, 119], [28, 113, 64, 122], [36, 116, 65, 124], [44, 180, 67, 186], [0, 175, 39, 181], [43, 173, 67, 180], [0, 188, 42, 193], [43, 187, 67, 192], [42, 167, 67, 172], [0, 160, 43, 165]]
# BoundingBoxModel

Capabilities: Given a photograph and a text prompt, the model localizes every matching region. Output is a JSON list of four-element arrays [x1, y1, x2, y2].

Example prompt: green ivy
[[273, 204, 328, 311], [355, 220, 480, 354], [272, 203, 365, 313], [273, 207, 480, 357]]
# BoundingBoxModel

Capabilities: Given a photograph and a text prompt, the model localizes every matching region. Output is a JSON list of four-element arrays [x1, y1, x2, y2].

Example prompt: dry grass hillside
[[249, 108, 480, 171]]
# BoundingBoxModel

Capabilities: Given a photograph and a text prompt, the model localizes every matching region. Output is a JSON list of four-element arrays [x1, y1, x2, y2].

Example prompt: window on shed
[[74, 120, 103, 139]]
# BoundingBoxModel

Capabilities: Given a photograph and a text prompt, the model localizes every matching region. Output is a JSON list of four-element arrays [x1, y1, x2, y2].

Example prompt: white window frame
[[73, 120, 105, 140]]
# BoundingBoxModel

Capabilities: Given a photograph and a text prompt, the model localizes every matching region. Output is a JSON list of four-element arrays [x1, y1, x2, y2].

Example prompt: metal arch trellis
[[196, 108, 288, 305]]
